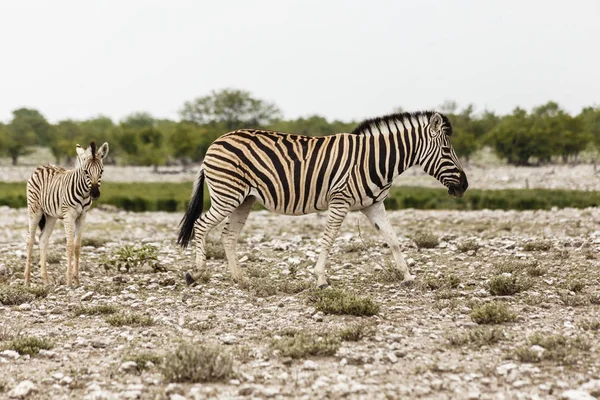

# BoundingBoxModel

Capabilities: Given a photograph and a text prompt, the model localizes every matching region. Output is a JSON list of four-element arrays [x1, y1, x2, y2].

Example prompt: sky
[[0, 0, 598, 124]]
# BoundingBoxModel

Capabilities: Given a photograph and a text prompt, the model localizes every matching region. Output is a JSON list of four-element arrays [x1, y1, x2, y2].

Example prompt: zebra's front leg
[[63, 213, 77, 287], [221, 197, 255, 284], [315, 200, 351, 288], [39, 216, 58, 286], [24, 212, 43, 286], [361, 202, 414, 284], [72, 214, 87, 286]]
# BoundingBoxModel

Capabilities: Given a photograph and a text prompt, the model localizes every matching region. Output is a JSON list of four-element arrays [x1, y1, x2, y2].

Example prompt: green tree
[[11, 108, 51, 146], [485, 107, 535, 165], [579, 106, 600, 151], [49, 120, 84, 164], [3, 116, 37, 165], [181, 88, 281, 130]]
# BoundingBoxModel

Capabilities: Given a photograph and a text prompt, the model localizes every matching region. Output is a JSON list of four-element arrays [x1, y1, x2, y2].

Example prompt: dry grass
[[161, 342, 233, 383], [73, 304, 118, 316], [446, 327, 506, 347], [3, 335, 53, 355], [105, 312, 154, 327], [0, 284, 48, 306], [412, 232, 440, 249], [271, 329, 340, 359], [470, 302, 517, 324], [514, 332, 590, 364], [124, 352, 163, 372], [523, 240, 552, 251], [457, 239, 480, 253], [488, 274, 532, 296]]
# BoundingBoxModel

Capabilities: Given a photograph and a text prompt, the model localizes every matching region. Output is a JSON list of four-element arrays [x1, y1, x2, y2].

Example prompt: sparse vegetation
[[564, 279, 585, 293], [457, 239, 480, 253], [105, 312, 154, 327], [308, 288, 379, 316], [73, 304, 118, 316], [514, 332, 590, 364], [124, 352, 163, 372], [0, 284, 48, 306], [446, 327, 505, 347], [494, 259, 538, 274], [4, 336, 53, 355], [205, 238, 226, 259], [579, 319, 600, 331], [82, 237, 109, 248], [470, 302, 517, 324], [100, 244, 159, 272], [338, 323, 372, 342], [488, 274, 532, 296], [421, 274, 461, 291], [412, 232, 440, 249], [242, 277, 312, 297], [559, 292, 590, 307], [161, 342, 233, 383], [271, 329, 340, 359], [523, 239, 552, 251]]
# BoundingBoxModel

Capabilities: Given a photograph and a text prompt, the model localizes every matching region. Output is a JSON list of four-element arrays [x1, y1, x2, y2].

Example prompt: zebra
[[25, 141, 109, 286], [177, 111, 468, 288]]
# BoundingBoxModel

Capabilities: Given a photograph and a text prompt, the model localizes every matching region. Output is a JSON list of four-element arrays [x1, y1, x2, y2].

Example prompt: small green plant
[[457, 239, 480, 253], [559, 292, 590, 307], [514, 332, 590, 364], [470, 302, 516, 324], [446, 327, 505, 347], [100, 244, 159, 272], [105, 312, 154, 327], [4, 336, 53, 355], [494, 259, 538, 274], [271, 330, 340, 359], [488, 275, 532, 296], [579, 319, 600, 331], [82, 237, 108, 248], [0, 284, 48, 306], [338, 323, 372, 342], [308, 288, 379, 316], [526, 265, 546, 277], [161, 342, 233, 383], [412, 232, 439, 249], [124, 352, 163, 372], [73, 304, 118, 316], [421, 274, 461, 291], [564, 279, 585, 293], [205, 239, 225, 260], [523, 240, 552, 252]]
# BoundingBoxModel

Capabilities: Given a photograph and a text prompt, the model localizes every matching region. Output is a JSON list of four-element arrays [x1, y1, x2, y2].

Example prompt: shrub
[[161, 342, 233, 383], [412, 232, 439, 249], [308, 288, 379, 316], [73, 304, 118, 316], [488, 275, 532, 296], [4, 336, 53, 355], [100, 244, 158, 272], [470, 302, 516, 324], [0, 284, 48, 306], [271, 330, 340, 359], [447, 327, 505, 347], [105, 312, 154, 327]]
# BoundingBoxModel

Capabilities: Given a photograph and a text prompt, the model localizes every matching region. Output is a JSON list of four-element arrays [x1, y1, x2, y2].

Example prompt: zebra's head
[[420, 112, 468, 198], [76, 141, 109, 200]]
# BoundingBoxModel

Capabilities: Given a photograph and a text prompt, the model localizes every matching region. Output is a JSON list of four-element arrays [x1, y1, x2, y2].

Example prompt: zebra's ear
[[76, 144, 85, 156], [430, 113, 444, 138], [97, 142, 110, 159]]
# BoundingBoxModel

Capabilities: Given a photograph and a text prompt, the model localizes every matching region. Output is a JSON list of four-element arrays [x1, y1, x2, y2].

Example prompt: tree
[[3, 116, 37, 165], [180, 89, 281, 130], [49, 120, 84, 165], [579, 106, 600, 151], [11, 108, 51, 146], [485, 108, 535, 165], [117, 125, 167, 171], [169, 122, 212, 166], [121, 112, 155, 130]]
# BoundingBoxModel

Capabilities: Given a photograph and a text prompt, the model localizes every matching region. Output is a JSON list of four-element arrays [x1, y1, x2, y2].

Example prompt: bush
[[271, 330, 340, 359], [488, 275, 532, 296], [308, 288, 379, 316], [470, 302, 516, 324], [4, 336, 53, 355], [105, 312, 154, 327], [161, 342, 233, 383], [0, 284, 48, 306]]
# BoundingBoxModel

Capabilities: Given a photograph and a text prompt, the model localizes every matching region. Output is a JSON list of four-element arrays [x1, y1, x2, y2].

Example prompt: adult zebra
[[25, 141, 109, 286], [178, 111, 468, 288]]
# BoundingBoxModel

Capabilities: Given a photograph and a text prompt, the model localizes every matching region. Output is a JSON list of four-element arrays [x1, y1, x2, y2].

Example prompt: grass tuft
[[523, 240, 552, 252], [411, 232, 440, 249], [446, 327, 505, 347], [100, 244, 158, 272], [514, 332, 590, 364], [308, 288, 379, 316], [338, 323, 373, 342], [271, 330, 340, 359], [105, 312, 154, 327], [470, 302, 517, 324], [73, 304, 118, 316], [0, 284, 48, 306], [124, 352, 163, 372], [488, 274, 532, 296], [457, 239, 480, 253], [161, 342, 233, 383], [4, 336, 53, 355]]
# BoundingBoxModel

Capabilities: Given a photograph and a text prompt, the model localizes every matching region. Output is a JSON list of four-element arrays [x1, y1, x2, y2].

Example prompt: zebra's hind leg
[[38, 216, 58, 286], [72, 214, 87, 286], [186, 205, 236, 285], [63, 212, 77, 287], [221, 196, 255, 283], [315, 199, 351, 288], [360, 202, 414, 284], [25, 210, 43, 285]]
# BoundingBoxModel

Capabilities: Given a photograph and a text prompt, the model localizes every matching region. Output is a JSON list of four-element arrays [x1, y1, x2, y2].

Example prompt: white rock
[[38, 349, 57, 358], [386, 352, 398, 364], [169, 395, 186, 400], [8, 380, 37, 398], [81, 291, 94, 301], [17, 303, 31, 311], [59, 376, 73, 386], [312, 311, 324, 322], [580, 380, 600, 396], [1, 350, 20, 359], [560, 389, 596, 400], [302, 360, 318, 370], [119, 361, 138, 373], [496, 362, 518, 376], [219, 334, 237, 344]]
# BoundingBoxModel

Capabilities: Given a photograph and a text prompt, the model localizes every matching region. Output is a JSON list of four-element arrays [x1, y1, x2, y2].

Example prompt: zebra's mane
[[90, 141, 96, 158], [351, 111, 452, 136]]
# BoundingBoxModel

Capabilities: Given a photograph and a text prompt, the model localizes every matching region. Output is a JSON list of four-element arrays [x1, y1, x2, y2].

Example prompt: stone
[[302, 360, 318, 370], [386, 352, 398, 364], [8, 380, 37, 399], [1, 350, 20, 359], [312, 311, 324, 322], [119, 361, 139, 373], [580, 380, 600, 396], [17, 303, 31, 311], [560, 389, 596, 400], [81, 291, 94, 301], [38, 349, 57, 358], [219, 334, 237, 344]]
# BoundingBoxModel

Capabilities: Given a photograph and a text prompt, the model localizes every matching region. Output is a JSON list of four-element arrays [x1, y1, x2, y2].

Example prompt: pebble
[[8, 380, 37, 399], [302, 360, 318, 370], [386, 352, 398, 364], [580, 380, 600, 396], [17, 303, 31, 311], [219, 334, 237, 344], [1, 350, 20, 359], [81, 291, 94, 301], [312, 311, 324, 322], [561, 389, 596, 400], [119, 361, 139, 373]]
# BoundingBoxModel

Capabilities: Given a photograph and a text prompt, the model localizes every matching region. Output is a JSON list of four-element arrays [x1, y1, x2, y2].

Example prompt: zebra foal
[[177, 111, 468, 288], [25, 141, 109, 286]]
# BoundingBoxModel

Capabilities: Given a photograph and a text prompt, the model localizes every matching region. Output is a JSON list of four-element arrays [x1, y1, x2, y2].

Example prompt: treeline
[[1, 89, 599, 167]]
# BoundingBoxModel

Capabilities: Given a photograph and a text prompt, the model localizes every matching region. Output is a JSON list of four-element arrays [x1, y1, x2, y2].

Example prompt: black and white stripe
[[25, 141, 109, 286], [178, 111, 468, 287]]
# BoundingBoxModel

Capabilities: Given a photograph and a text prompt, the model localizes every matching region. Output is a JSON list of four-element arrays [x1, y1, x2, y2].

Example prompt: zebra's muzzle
[[448, 171, 468, 198], [91, 185, 100, 199]]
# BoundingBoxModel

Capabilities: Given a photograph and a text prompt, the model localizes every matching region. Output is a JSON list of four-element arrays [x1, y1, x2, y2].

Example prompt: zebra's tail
[[177, 168, 205, 249]]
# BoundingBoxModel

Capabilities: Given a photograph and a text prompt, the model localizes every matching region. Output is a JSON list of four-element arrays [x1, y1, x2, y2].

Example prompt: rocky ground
[[0, 205, 600, 399], [1, 163, 599, 191]]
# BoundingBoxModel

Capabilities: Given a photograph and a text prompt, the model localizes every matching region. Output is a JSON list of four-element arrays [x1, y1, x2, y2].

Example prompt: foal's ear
[[429, 113, 444, 138], [76, 144, 85, 157], [97, 142, 110, 159]]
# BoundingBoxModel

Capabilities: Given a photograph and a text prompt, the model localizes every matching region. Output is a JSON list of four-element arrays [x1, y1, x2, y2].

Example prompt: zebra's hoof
[[185, 272, 195, 286], [401, 279, 414, 287]]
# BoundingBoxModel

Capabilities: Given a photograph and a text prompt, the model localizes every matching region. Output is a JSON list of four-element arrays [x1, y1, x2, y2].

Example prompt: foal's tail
[[177, 168, 205, 249]]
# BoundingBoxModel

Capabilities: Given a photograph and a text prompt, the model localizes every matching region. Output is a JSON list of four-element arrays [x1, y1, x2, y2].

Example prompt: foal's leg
[[63, 212, 77, 286], [38, 216, 58, 285], [24, 210, 43, 285], [72, 213, 87, 286], [361, 201, 414, 283], [315, 199, 351, 288], [221, 197, 255, 283]]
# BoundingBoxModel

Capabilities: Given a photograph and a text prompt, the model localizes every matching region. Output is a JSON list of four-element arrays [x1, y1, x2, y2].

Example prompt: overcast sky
[[1, 0, 598, 124]]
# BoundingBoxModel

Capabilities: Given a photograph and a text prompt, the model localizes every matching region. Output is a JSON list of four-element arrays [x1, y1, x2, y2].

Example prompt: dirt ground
[[1, 205, 600, 400]]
